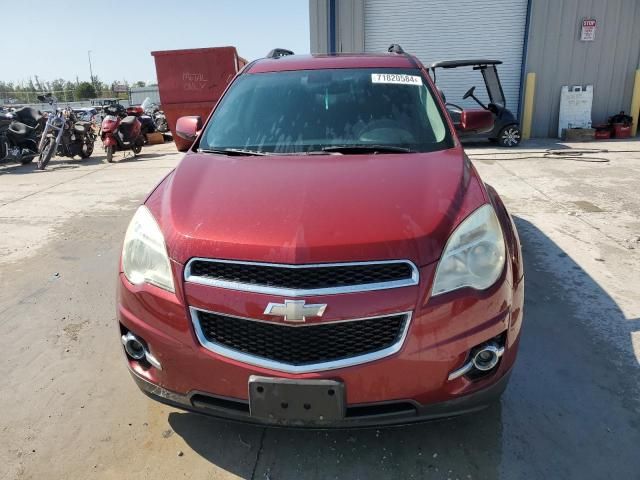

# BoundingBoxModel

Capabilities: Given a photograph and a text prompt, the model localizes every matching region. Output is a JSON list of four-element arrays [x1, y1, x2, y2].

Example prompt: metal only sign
[[581, 19, 596, 41]]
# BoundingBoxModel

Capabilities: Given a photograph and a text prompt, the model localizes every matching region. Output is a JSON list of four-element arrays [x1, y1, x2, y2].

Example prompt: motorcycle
[[126, 99, 156, 140], [153, 109, 168, 133], [100, 103, 144, 163], [0, 103, 45, 165], [142, 98, 168, 133], [37, 94, 97, 170]]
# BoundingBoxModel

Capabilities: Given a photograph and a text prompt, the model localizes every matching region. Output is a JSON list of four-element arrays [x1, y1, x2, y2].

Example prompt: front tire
[[497, 125, 522, 147], [80, 137, 94, 159], [37, 138, 55, 170], [105, 145, 114, 163], [132, 138, 143, 156]]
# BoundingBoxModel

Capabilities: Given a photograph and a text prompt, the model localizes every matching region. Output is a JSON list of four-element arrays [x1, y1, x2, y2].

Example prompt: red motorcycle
[[100, 104, 144, 163]]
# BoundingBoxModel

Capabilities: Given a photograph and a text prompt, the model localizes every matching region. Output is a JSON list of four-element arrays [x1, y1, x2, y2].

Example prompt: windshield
[[481, 66, 505, 107], [200, 68, 453, 154]]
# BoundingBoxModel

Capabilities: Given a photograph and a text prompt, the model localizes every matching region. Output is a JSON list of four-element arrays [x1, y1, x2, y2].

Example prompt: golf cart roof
[[430, 59, 502, 69]]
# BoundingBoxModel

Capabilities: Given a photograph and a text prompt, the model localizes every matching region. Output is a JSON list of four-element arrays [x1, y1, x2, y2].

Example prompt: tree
[[75, 82, 97, 99], [63, 81, 76, 102], [134, 81, 146, 88], [51, 78, 65, 94]]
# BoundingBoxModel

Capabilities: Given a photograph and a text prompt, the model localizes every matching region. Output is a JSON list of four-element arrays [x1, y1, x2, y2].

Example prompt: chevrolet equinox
[[117, 46, 524, 427]]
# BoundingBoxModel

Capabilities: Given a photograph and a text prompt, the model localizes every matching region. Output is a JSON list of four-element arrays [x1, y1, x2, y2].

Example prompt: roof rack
[[388, 44, 405, 54], [266, 48, 294, 59]]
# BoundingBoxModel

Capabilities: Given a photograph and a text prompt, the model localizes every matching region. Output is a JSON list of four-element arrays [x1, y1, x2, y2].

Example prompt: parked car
[[117, 45, 524, 427], [73, 107, 98, 122]]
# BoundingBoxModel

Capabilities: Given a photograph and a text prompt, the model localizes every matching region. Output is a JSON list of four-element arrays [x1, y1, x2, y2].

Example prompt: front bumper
[[117, 257, 524, 427], [129, 366, 511, 428]]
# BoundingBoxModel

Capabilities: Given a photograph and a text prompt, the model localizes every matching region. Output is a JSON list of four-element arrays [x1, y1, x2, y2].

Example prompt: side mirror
[[176, 115, 202, 142], [435, 87, 446, 103], [459, 109, 494, 132]]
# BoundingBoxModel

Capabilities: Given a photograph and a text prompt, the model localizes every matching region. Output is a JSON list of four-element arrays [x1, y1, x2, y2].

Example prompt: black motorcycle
[[0, 105, 45, 165], [37, 94, 96, 170], [143, 100, 168, 133]]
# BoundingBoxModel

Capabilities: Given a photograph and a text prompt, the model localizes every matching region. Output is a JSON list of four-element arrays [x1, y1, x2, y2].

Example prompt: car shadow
[[168, 216, 640, 479], [133, 149, 179, 158]]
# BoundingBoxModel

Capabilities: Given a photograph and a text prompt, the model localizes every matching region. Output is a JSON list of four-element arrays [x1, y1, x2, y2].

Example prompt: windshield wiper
[[321, 145, 413, 154], [198, 148, 268, 156]]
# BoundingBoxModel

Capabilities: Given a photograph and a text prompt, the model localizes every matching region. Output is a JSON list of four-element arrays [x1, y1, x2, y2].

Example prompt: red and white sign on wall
[[580, 19, 596, 41]]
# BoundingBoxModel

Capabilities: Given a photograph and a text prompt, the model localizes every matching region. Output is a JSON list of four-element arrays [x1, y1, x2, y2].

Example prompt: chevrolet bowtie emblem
[[264, 300, 327, 323]]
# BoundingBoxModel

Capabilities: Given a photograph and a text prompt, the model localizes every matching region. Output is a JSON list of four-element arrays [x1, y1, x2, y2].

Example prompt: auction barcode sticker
[[371, 73, 423, 86]]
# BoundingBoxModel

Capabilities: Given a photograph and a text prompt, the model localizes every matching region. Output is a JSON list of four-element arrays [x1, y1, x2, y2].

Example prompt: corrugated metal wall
[[363, 0, 527, 114], [310, 0, 329, 53], [310, 0, 364, 53], [129, 86, 160, 106], [309, 0, 640, 137], [525, 0, 640, 137], [337, 0, 365, 52]]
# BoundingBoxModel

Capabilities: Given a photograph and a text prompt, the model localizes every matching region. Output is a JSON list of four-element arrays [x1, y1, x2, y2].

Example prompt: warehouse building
[[309, 0, 640, 138]]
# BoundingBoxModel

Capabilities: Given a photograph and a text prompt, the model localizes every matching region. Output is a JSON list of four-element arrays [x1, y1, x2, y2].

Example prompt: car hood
[[146, 147, 487, 267]]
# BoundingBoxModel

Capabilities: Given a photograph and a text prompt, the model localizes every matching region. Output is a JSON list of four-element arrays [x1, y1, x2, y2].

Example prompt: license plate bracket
[[249, 376, 345, 425]]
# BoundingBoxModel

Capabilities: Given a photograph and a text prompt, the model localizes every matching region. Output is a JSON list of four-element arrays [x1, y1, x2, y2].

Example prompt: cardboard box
[[561, 128, 595, 142], [146, 132, 165, 145]]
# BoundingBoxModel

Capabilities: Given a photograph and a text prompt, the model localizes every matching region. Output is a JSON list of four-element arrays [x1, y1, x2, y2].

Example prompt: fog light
[[447, 340, 504, 381], [472, 344, 501, 371], [122, 332, 145, 360], [121, 331, 162, 370]]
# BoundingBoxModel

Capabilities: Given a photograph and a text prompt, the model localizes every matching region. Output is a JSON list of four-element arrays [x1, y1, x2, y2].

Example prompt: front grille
[[185, 259, 417, 295], [194, 310, 409, 369]]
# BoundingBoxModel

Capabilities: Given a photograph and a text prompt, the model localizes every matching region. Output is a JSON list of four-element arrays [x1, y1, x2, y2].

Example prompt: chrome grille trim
[[189, 307, 413, 374], [184, 258, 419, 296]]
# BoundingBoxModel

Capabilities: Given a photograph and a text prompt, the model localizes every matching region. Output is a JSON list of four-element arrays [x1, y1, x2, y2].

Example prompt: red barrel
[[151, 46, 247, 151]]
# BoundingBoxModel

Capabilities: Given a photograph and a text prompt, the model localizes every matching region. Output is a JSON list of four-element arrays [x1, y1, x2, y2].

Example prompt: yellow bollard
[[521, 72, 536, 140], [630, 69, 640, 137]]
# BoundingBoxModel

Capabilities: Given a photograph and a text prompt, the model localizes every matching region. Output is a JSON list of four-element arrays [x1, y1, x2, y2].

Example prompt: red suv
[[117, 46, 524, 427]]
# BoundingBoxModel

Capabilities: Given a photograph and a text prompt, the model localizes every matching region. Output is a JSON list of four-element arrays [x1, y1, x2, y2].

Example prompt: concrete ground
[[0, 139, 639, 479]]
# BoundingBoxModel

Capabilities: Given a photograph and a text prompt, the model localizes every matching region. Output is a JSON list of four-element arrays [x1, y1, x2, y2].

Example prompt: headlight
[[122, 206, 175, 292], [432, 204, 505, 296]]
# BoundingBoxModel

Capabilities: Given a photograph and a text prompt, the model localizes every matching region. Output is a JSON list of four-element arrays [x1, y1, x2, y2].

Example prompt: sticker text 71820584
[[371, 73, 423, 86]]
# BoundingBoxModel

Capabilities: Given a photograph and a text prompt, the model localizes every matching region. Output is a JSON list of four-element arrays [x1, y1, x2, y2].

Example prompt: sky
[[1, 0, 310, 86]]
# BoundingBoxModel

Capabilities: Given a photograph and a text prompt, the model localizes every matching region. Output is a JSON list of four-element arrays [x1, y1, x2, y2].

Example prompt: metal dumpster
[[151, 46, 247, 151]]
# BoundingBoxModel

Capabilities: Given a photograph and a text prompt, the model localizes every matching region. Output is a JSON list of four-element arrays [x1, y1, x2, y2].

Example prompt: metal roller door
[[364, 0, 528, 114]]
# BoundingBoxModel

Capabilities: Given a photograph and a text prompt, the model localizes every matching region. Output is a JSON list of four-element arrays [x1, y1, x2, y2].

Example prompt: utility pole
[[88, 50, 94, 86]]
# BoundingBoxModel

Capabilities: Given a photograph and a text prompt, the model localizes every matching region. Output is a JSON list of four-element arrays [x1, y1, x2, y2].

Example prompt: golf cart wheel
[[498, 125, 522, 147], [37, 138, 55, 170], [105, 145, 114, 163]]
